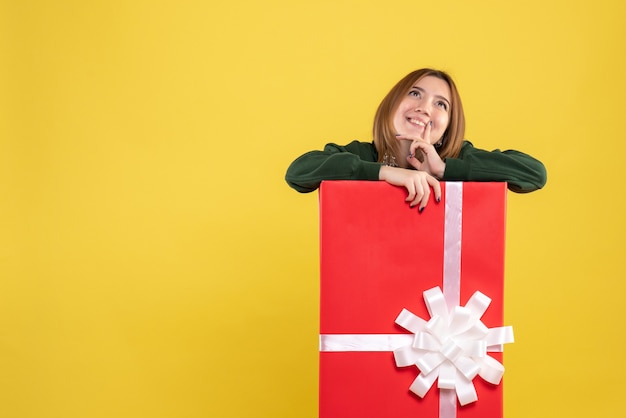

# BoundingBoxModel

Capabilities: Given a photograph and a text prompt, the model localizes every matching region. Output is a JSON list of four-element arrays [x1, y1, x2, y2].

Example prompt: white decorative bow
[[393, 286, 514, 406]]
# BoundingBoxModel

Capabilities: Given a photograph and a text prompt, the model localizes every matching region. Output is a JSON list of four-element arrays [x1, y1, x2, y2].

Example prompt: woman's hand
[[406, 139, 446, 179], [396, 121, 446, 178], [379, 166, 441, 212]]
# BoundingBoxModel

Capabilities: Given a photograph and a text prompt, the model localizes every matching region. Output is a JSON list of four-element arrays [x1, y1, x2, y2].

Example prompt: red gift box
[[319, 181, 509, 418]]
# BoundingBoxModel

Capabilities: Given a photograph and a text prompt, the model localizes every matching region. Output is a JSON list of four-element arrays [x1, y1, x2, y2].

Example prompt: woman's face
[[392, 75, 451, 144]]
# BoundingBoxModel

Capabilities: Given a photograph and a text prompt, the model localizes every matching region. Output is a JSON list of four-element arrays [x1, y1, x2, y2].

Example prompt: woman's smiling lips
[[408, 117, 427, 127]]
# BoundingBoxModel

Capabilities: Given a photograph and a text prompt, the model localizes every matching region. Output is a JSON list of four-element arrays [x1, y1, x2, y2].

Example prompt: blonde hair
[[373, 68, 465, 163]]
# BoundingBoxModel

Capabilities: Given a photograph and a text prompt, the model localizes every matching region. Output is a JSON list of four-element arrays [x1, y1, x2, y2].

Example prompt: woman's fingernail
[[419, 206, 425, 213], [429, 121, 433, 127], [408, 154, 413, 158], [436, 197, 441, 203], [395, 134, 401, 136]]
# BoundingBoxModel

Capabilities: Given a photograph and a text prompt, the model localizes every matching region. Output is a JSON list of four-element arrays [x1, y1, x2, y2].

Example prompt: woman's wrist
[[378, 165, 390, 181], [434, 162, 445, 179]]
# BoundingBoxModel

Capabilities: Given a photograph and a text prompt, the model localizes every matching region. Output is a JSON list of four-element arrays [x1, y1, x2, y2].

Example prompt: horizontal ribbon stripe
[[319, 334, 413, 352]]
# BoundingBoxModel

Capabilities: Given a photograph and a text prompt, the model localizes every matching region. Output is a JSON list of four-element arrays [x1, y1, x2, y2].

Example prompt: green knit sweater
[[285, 140, 547, 193]]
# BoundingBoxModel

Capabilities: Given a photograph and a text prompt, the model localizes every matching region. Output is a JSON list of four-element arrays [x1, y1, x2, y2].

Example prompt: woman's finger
[[406, 154, 421, 170], [417, 178, 431, 211], [409, 180, 424, 208], [427, 176, 442, 203], [409, 140, 428, 162], [404, 181, 416, 203], [424, 120, 433, 143], [396, 133, 419, 142]]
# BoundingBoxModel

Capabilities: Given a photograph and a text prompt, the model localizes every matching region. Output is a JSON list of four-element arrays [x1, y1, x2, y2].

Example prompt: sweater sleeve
[[285, 141, 382, 193], [442, 141, 547, 193]]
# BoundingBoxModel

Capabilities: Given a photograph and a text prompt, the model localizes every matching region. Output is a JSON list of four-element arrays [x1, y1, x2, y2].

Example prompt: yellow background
[[1, 0, 624, 417]]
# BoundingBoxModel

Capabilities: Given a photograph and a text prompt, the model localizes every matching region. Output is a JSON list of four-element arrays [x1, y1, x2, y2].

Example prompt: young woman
[[285, 68, 547, 211]]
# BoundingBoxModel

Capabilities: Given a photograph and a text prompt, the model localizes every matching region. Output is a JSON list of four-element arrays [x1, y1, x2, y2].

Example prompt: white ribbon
[[393, 286, 514, 406], [441, 180, 464, 418], [320, 334, 413, 351]]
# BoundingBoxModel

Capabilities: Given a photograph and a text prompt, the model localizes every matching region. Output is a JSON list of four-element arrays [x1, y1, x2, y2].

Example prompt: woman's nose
[[414, 103, 431, 114]]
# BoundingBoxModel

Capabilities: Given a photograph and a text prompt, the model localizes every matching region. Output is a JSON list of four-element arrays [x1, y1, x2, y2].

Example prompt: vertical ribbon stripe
[[443, 182, 463, 310], [441, 182, 463, 418]]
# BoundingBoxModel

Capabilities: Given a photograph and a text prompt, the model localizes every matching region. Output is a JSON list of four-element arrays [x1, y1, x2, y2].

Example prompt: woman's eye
[[409, 90, 420, 97], [436, 101, 448, 111]]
